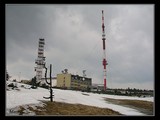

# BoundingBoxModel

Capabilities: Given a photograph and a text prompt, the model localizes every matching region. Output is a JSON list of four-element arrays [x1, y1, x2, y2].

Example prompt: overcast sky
[[6, 4, 154, 90]]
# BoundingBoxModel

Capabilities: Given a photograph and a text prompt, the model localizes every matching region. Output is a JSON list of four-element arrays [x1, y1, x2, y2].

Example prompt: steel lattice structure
[[35, 38, 46, 82]]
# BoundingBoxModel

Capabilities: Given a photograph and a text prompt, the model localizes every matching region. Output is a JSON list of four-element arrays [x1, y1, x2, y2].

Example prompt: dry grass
[[105, 98, 153, 115], [26, 101, 121, 116], [15, 98, 153, 115], [17, 106, 26, 115]]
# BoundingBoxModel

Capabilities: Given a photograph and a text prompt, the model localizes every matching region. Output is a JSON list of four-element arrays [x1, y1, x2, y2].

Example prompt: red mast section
[[102, 10, 108, 91]]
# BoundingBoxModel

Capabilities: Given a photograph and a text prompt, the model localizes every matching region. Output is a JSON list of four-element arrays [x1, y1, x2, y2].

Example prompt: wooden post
[[43, 64, 54, 102]]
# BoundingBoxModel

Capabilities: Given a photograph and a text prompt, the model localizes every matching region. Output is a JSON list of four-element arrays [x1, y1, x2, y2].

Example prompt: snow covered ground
[[6, 81, 153, 116]]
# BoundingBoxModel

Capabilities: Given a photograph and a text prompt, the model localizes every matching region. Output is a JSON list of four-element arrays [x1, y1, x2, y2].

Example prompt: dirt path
[[104, 98, 153, 115]]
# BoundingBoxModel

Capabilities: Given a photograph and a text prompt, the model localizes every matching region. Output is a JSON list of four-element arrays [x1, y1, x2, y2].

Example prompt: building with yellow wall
[[57, 73, 92, 91]]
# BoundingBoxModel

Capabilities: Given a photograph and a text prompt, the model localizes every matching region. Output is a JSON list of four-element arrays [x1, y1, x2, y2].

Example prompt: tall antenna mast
[[35, 38, 46, 83], [102, 10, 108, 91]]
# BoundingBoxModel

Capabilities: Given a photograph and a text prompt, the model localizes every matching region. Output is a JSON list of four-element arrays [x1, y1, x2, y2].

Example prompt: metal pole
[[50, 64, 53, 102]]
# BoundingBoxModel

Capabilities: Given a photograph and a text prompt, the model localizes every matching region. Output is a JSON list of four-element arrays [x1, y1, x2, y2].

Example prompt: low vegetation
[[105, 98, 153, 115], [18, 101, 121, 115]]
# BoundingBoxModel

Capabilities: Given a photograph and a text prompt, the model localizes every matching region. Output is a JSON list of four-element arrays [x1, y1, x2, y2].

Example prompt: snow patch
[[6, 81, 153, 116]]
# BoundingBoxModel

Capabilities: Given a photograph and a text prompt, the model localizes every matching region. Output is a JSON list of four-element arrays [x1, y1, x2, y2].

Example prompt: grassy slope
[[105, 98, 153, 115], [14, 97, 153, 115], [18, 101, 122, 116]]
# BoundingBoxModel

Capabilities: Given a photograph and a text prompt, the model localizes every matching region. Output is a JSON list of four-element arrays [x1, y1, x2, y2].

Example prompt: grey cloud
[[6, 4, 154, 90]]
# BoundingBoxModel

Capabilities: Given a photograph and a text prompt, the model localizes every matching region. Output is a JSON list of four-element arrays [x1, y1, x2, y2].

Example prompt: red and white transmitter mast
[[102, 10, 108, 91]]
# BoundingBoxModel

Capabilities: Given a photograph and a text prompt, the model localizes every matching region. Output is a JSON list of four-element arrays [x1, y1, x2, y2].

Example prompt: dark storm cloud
[[6, 4, 154, 89]]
